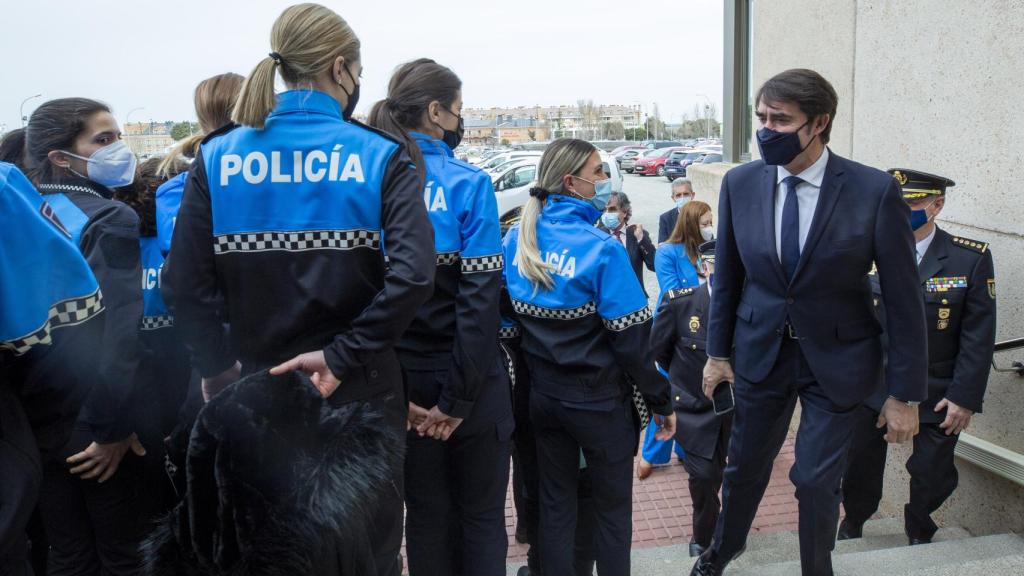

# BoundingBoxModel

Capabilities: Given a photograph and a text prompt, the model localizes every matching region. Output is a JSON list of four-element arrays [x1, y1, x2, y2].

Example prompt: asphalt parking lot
[[617, 171, 682, 304]]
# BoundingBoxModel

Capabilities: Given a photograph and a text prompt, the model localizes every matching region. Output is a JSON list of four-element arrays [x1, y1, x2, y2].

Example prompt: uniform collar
[[916, 225, 937, 261], [778, 146, 830, 188], [270, 90, 343, 121], [36, 176, 113, 200], [543, 194, 601, 225], [411, 132, 454, 157]]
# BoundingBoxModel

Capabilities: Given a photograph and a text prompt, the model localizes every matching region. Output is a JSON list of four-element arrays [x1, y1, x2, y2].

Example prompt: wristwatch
[[889, 395, 921, 407]]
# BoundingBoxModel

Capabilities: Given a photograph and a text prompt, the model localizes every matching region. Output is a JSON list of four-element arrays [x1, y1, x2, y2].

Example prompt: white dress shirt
[[915, 226, 936, 265], [774, 148, 830, 260]]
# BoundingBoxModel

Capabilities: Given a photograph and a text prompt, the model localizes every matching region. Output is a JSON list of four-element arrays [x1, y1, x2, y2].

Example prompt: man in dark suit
[[658, 178, 696, 244], [692, 69, 928, 576], [598, 191, 656, 296], [651, 241, 733, 559], [839, 169, 996, 546]]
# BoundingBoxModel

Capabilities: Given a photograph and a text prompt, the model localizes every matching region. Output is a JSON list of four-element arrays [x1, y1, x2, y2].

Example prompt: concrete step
[[900, 553, 1024, 575], [725, 533, 1024, 576]]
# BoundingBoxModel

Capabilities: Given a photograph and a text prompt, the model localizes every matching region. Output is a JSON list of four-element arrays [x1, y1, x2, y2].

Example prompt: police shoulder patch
[[951, 235, 988, 254], [667, 287, 695, 300]]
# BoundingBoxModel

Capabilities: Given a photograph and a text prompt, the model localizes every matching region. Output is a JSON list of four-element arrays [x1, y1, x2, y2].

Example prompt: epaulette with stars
[[951, 236, 989, 254], [667, 287, 696, 300]]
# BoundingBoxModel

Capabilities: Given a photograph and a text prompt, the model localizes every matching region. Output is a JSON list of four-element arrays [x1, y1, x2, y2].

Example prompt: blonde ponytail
[[156, 133, 203, 178], [513, 138, 598, 292], [232, 57, 280, 129]]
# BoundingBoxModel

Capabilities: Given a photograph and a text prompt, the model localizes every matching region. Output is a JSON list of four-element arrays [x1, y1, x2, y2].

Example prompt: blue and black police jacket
[[502, 194, 671, 414], [155, 171, 186, 257], [163, 90, 435, 403], [394, 133, 503, 419], [32, 174, 144, 443]]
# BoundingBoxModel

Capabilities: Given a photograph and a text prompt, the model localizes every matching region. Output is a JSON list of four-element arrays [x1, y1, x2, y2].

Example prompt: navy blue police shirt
[[503, 194, 671, 415], [33, 175, 144, 443], [395, 133, 504, 419], [163, 90, 435, 401]]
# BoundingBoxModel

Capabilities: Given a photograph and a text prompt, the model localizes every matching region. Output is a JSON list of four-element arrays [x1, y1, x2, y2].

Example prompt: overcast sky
[[1, 0, 723, 133]]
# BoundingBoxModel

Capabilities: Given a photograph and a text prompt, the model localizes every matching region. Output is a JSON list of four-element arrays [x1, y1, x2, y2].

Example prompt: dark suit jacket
[[599, 223, 656, 296], [651, 284, 729, 458], [866, 227, 996, 422], [658, 208, 679, 244], [707, 150, 928, 407]]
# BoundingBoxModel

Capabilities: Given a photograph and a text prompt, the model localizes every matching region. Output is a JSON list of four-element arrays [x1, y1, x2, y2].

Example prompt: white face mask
[[700, 226, 715, 242], [62, 140, 137, 188]]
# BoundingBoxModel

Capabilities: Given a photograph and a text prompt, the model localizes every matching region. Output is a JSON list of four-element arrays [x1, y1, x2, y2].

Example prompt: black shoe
[[688, 541, 707, 558], [515, 522, 528, 544], [689, 548, 728, 576], [837, 518, 864, 540], [908, 537, 932, 546], [516, 566, 532, 576]]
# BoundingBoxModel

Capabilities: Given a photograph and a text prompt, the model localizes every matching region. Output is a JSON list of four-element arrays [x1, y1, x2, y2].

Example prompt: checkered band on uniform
[[498, 325, 521, 340], [461, 253, 504, 274], [141, 315, 174, 331], [213, 229, 381, 254], [436, 251, 460, 266], [1, 288, 104, 356], [512, 299, 597, 320], [602, 307, 652, 332]]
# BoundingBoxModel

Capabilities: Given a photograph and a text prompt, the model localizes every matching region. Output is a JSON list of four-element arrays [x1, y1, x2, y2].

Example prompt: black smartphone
[[712, 383, 735, 415]]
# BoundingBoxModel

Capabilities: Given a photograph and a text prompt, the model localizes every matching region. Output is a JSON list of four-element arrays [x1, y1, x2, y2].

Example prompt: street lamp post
[[20, 94, 42, 127], [697, 94, 713, 140]]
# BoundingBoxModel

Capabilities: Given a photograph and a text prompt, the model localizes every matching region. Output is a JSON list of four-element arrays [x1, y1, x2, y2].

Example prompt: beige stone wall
[[700, 0, 1024, 535]]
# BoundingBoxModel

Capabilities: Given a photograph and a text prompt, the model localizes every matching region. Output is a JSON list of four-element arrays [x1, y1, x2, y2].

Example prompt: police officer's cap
[[887, 168, 955, 200], [698, 240, 716, 263]]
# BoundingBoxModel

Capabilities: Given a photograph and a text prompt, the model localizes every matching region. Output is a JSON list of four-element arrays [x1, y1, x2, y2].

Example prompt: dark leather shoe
[[837, 518, 863, 540], [689, 548, 727, 576], [909, 537, 932, 546], [689, 540, 707, 557], [516, 566, 531, 576]]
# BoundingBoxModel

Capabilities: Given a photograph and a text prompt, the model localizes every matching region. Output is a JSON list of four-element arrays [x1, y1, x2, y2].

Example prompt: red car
[[632, 146, 686, 176]]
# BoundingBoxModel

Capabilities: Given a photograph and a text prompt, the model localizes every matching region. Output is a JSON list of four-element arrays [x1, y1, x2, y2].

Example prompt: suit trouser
[[0, 388, 40, 576], [531, 388, 635, 576], [841, 408, 960, 541], [403, 365, 513, 576], [681, 414, 733, 548], [712, 339, 858, 576]]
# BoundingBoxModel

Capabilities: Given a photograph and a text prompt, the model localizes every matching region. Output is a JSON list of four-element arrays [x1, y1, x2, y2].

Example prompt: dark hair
[[367, 58, 462, 185], [609, 191, 632, 220], [25, 97, 111, 184], [115, 156, 188, 237], [755, 68, 838, 144], [0, 129, 27, 169]]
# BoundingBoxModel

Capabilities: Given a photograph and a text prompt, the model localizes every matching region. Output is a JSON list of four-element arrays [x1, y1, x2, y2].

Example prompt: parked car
[[666, 149, 716, 181], [633, 147, 686, 177], [478, 150, 543, 172], [620, 148, 661, 173], [641, 140, 684, 149], [663, 149, 695, 181], [685, 152, 723, 176]]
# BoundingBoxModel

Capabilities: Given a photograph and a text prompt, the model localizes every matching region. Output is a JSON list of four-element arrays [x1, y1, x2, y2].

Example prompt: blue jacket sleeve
[[594, 241, 671, 415], [655, 245, 684, 294], [438, 173, 504, 419], [707, 174, 743, 360]]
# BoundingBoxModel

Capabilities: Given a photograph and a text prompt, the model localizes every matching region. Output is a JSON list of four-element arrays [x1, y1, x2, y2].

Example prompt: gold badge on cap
[[938, 308, 951, 320], [893, 170, 908, 185], [988, 278, 996, 300], [689, 316, 701, 333]]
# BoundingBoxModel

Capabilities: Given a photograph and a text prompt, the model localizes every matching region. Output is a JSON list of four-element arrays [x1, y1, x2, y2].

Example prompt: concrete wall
[[694, 0, 1024, 536]]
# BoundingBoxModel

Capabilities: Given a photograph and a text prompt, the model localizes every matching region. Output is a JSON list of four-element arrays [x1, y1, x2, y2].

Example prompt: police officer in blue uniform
[[839, 169, 997, 545], [24, 97, 147, 576], [503, 138, 675, 576], [651, 240, 734, 558], [367, 59, 512, 576], [0, 162, 105, 576], [162, 6, 434, 575]]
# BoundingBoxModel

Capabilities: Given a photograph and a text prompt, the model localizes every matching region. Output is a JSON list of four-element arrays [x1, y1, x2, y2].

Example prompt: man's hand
[[415, 406, 463, 441], [936, 398, 973, 436], [270, 351, 341, 398], [703, 358, 735, 400], [633, 223, 645, 243], [201, 361, 241, 402], [407, 402, 430, 431], [653, 412, 677, 441], [67, 434, 146, 483], [878, 397, 920, 444]]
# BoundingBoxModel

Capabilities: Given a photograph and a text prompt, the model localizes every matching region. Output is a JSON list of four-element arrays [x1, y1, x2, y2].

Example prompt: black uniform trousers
[[712, 339, 859, 576], [530, 388, 635, 576], [402, 362, 513, 576], [37, 426, 142, 576], [841, 405, 960, 541], [682, 414, 733, 549]]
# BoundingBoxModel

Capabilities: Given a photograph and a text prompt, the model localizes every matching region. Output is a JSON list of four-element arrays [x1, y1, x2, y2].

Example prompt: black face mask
[[339, 65, 360, 120], [756, 121, 814, 166], [437, 107, 464, 150]]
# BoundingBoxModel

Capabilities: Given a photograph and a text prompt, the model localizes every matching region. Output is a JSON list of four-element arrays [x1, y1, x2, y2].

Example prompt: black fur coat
[[141, 370, 403, 576]]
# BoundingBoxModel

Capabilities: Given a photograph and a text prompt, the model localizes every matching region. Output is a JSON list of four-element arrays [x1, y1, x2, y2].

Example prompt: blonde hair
[[233, 3, 361, 129], [515, 138, 597, 291], [158, 73, 244, 178]]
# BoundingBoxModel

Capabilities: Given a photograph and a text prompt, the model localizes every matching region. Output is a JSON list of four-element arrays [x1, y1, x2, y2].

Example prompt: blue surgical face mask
[[601, 212, 621, 230], [756, 121, 813, 166], [909, 199, 937, 231], [675, 196, 691, 210], [573, 176, 613, 211]]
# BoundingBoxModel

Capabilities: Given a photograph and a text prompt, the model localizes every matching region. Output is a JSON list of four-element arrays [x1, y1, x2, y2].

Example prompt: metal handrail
[[991, 337, 1024, 376]]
